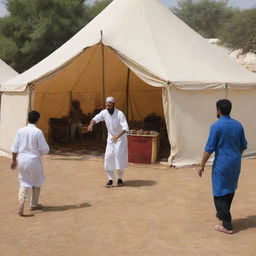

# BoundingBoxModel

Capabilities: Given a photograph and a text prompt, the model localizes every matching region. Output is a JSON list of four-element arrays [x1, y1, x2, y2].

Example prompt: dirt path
[[0, 156, 255, 256]]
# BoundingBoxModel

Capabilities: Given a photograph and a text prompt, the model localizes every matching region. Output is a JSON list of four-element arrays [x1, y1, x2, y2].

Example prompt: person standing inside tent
[[197, 99, 247, 234], [69, 99, 86, 141], [88, 97, 129, 188], [11, 111, 49, 216]]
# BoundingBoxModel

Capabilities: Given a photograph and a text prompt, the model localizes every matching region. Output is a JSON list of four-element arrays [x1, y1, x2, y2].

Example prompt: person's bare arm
[[11, 152, 18, 170], [88, 119, 96, 132], [197, 151, 211, 177]]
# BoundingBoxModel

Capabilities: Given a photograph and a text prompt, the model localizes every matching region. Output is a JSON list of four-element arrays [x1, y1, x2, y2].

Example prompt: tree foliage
[[173, 0, 235, 38], [218, 8, 256, 54], [0, 0, 101, 72]]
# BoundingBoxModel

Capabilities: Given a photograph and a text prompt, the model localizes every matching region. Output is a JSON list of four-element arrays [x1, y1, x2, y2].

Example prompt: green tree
[[88, 0, 112, 20], [173, 0, 235, 38], [0, 0, 91, 72], [218, 8, 256, 54]]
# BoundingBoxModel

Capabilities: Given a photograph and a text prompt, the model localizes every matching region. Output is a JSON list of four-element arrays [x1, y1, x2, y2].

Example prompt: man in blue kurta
[[198, 99, 247, 234]]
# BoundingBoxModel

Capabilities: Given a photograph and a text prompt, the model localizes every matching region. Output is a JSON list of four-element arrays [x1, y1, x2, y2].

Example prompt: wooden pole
[[28, 83, 35, 112], [126, 68, 131, 120], [100, 30, 107, 142], [100, 30, 105, 106]]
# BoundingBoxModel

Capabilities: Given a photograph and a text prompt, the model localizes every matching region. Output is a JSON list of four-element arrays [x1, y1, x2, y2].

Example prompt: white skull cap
[[106, 96, 115, 103]]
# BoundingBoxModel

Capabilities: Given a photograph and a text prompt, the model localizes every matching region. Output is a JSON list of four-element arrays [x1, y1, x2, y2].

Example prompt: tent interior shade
[[33, 44, 164, 137]]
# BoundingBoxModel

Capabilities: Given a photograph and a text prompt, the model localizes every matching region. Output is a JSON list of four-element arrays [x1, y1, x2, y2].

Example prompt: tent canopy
[[0, 59, 18, 84], [2, 0, 256, 92]]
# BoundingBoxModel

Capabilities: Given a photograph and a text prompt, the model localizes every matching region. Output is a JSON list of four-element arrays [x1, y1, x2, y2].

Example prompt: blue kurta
[[205, 116, 247, 197]]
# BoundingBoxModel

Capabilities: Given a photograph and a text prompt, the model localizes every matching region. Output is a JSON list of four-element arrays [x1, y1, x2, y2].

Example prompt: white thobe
[[93, 109, 129, 171], [11, 124, 49, 188]]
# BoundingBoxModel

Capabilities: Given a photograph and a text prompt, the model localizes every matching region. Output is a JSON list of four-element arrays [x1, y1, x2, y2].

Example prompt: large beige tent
[[1, 0, 256, 166]]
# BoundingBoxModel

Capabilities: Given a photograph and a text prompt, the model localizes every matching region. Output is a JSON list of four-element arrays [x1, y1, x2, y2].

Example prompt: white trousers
[[19, 186, 41, 207], [107, 170, 124, 181], [71, 122, 82, 140]]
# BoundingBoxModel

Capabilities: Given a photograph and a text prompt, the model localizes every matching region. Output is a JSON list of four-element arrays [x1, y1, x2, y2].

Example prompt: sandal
[[30, 204, 43, 211]]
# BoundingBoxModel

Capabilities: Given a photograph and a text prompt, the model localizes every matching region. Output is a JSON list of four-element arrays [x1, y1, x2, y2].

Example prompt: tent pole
[[69, 90, 72, 109], [28, 83, 35, 112], [225, 83, 228, 98], [100, 30, 107, 142], [126, 68, 130, 120], [100, 30, 105, 106], [69, 90, 72, 101]]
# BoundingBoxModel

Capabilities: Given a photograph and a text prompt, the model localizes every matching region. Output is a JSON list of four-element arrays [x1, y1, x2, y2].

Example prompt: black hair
[[28, 111, 40, 124], [216, 99, 232, 115]]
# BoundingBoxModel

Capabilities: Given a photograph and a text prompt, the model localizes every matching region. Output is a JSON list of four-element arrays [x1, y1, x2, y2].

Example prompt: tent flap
[[0, 88, 30, 153]]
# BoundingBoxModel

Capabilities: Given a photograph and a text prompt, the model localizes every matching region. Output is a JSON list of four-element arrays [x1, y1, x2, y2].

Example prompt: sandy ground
[[0, 155, 255, 256]]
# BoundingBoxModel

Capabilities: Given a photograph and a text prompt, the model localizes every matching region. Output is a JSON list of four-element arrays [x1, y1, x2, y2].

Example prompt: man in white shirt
[[11, 111, 49, 216], [88, 97, 129, 188]]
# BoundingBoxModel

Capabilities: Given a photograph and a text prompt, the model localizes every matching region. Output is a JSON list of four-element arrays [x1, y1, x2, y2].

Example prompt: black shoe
[[106, 180, 113, 188], [117, 179, 124, 186]]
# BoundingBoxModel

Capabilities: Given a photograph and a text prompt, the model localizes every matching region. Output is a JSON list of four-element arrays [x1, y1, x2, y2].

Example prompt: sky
[[1, 0, 256, 17], [160, 0, 256, 9]]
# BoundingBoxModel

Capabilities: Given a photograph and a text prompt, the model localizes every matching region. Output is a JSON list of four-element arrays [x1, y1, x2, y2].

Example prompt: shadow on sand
[[124, 180, 157, 187], [21, 214, 34, 217], [41, 202, 91, 212], [233, 215, 256, 232]]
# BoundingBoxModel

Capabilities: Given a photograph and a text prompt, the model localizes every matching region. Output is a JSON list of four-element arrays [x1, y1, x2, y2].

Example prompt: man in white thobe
[[11, 111, 49, 216], [88, 97, 129, 187]]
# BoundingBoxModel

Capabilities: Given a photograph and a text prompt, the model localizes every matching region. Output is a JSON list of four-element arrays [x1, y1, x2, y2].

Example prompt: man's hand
[[11, 160, 17, 170], [198, 165, 204, 177], [88, 120, 96, 132], [88, 124, 93, 132], [198, 151, 211, 177], [111, 136, 118, 143], [111, 130, 126, 143]]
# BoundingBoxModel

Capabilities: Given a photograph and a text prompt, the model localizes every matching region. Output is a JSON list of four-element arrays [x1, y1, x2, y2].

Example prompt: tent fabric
[[0, 88, 30, 155], [163, 86, 256, 167], [2, 0, 256, 92], [1, 0, 256, 166], [0, 59, 18, 85], [0, 59, 19, 157]]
